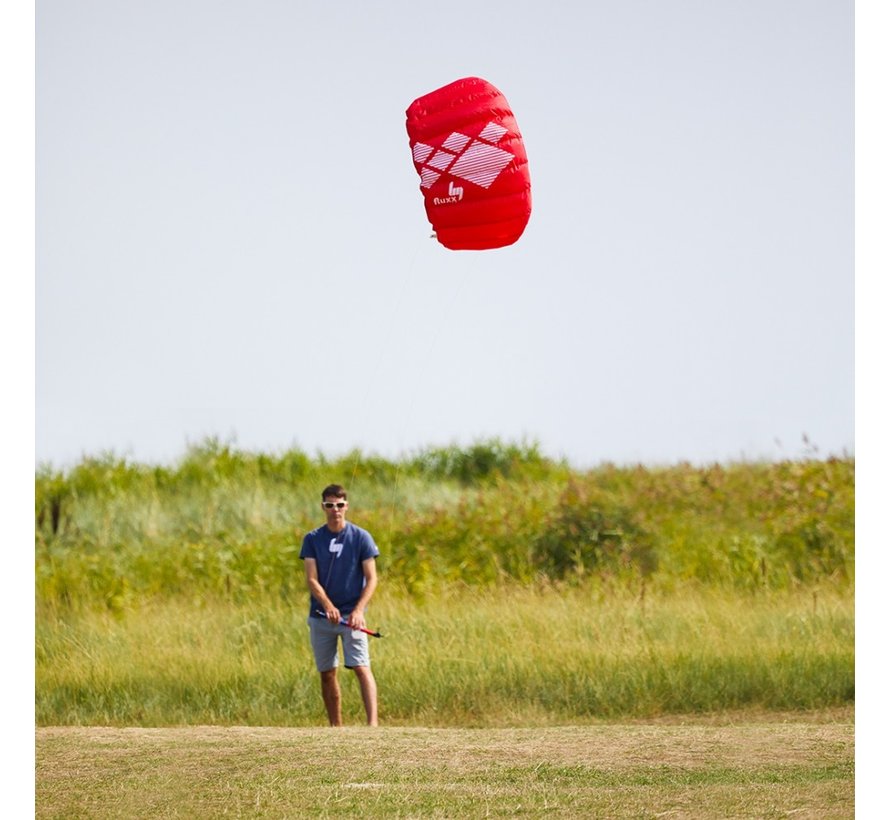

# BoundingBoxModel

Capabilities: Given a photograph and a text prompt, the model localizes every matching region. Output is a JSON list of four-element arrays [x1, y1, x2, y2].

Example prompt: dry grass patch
[[37, 709, 853, 818]]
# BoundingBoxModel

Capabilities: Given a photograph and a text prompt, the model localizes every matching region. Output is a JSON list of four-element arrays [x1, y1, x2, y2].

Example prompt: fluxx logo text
[[433, 181, 464, 205]]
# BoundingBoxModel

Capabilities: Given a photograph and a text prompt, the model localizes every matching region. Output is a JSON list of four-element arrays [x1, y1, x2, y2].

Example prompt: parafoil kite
[[405, 77, 531, 251]]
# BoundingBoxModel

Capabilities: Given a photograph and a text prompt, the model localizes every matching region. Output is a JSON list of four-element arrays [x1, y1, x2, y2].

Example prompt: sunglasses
[[322, 501, 347, 510]]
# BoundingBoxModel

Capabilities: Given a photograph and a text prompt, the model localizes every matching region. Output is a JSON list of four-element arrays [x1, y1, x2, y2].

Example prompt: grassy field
[[36, 710, 854, 818], [35, 442, 855, 814]]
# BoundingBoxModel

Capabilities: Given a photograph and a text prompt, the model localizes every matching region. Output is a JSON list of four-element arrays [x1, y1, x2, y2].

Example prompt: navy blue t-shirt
[[299, 521, 379, 617]]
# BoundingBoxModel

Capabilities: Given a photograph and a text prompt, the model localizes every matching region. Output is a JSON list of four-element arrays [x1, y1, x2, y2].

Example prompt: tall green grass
[[36, 585, 852, 726]]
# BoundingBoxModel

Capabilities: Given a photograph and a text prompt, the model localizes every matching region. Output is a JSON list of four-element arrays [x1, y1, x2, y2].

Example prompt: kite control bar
[[314, 610, 383, 638]]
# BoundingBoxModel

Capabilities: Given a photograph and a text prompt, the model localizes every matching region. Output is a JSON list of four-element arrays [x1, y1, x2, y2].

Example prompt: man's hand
[[347, 609, 366, 630], [325, 605, 341, 624]]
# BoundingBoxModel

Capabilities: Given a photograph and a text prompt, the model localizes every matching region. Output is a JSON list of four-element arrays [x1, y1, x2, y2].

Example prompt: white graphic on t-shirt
[[329, 538, 343, 557]]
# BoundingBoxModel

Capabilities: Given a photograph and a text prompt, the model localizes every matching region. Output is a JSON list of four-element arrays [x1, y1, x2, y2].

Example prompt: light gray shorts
[[307, 616, 371, 672]]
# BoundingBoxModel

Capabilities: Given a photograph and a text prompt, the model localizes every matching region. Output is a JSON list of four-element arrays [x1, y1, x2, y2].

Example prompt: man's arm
[[347, 557, 378, 629], [304, 557, 340, 623]]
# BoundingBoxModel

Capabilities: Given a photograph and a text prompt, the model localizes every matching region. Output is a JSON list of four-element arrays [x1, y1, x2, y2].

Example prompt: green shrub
[[533, 480, 656, 580]]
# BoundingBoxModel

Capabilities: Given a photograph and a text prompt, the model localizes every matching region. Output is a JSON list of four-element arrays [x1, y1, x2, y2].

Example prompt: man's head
[[321, 484, 348, 530]]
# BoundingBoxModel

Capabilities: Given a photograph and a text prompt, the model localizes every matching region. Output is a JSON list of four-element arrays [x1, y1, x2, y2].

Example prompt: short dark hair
[[321, 484, 347, 501]]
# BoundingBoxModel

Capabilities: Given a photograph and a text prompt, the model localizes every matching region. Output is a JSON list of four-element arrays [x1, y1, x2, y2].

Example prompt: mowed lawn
[[37, 708, 853, 818]]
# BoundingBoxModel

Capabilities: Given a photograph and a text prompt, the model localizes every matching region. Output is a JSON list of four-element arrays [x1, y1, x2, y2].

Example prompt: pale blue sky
[[35, 0, 854, 468]]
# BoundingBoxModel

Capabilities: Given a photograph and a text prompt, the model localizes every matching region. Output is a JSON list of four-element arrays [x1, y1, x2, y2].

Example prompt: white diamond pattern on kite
[[442, 132, 471, 153], [420, 167, 441, 188], [413, 143, 435, 164], [428, 150, 456, 171], [413, 121, 515, 191], [477, 122, 508, 144], [449, 142, 513, 189]]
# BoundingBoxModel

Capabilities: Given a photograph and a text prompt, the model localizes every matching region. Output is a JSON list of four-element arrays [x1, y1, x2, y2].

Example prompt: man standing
[[300, 484, 380, 726]]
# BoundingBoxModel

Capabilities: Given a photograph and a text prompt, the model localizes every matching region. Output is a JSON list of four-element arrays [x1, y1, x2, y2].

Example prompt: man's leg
[[320, 668, 342, 726], [352, 666, 378, 726]]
